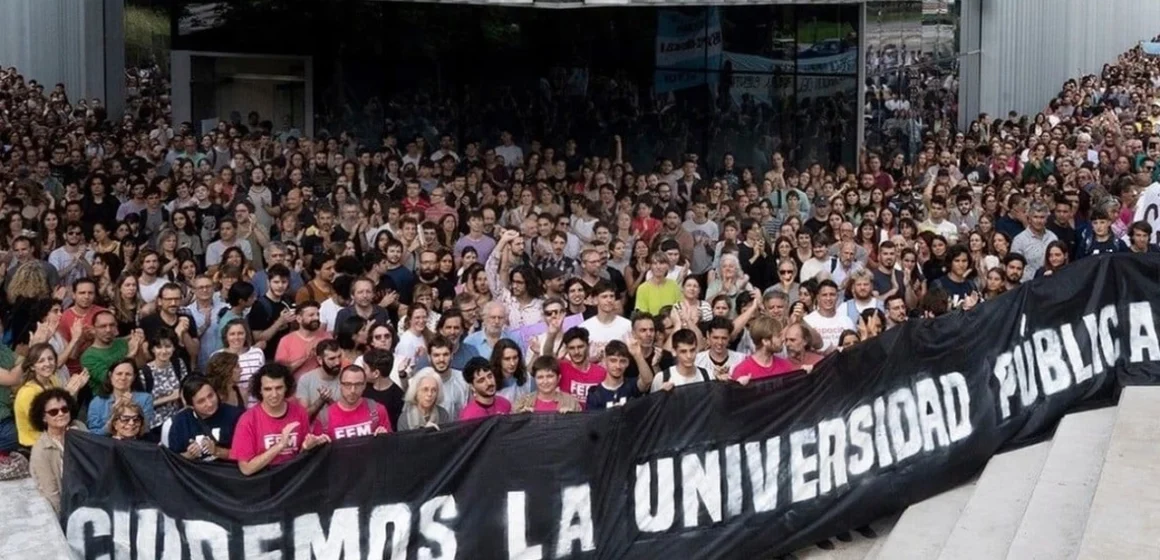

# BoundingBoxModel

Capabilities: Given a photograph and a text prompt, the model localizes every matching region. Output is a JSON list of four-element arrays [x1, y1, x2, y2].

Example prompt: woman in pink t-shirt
[[513, 356, 580, 414]]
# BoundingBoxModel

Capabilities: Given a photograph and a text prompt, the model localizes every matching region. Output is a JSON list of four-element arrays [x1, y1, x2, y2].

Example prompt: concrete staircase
[[792, 386, 1160, 560]]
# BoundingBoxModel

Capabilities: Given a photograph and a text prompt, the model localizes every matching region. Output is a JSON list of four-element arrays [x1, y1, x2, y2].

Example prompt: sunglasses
[[45, 407, 69, 417], [779, 270, 795, 275], [544, 308, 564, 316], [117, 415, 142, 423]]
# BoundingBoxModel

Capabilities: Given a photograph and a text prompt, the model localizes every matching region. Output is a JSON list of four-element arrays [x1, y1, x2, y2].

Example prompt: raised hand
[[277, 421, 300, 449]]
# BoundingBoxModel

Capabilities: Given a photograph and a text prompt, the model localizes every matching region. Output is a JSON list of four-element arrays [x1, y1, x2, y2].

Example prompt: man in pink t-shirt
[[557, 327, 607, 408], [313, 365, 391, 439], [231, 363, 330, 475], [459, 358, 512, 420], [275, 301, 332, 378], [732, 316, 797, 384]]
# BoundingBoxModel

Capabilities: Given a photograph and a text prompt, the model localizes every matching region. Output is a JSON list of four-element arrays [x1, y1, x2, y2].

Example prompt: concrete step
[[1077, 387, 1160, 559], [871, 477, 979, 560], [1006, 407, 1118, 560], [793, 512, 900, 560], [937, 440, 1054, 560], [0, 477, 71, 560]]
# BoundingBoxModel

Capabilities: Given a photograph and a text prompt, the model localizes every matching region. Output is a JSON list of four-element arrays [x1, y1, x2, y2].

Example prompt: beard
[[322, 362, 341, 377], [305, 320, 321, 332]]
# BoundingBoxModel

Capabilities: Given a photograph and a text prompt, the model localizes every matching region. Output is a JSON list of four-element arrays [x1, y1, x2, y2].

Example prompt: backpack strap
[[829, 257, 839, 274], [697, 367, 712, 383]]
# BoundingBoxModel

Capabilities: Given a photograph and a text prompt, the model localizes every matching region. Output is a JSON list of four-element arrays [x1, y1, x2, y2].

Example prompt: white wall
[[0, 0, 124, 116], [974, 0, 1160, 118]]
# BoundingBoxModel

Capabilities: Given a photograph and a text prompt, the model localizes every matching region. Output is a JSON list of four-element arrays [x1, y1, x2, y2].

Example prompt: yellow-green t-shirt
[[634, 279, 682, 316]]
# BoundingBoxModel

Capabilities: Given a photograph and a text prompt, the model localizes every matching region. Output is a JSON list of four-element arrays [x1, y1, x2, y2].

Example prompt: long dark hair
[[489, 338, 528, 387]]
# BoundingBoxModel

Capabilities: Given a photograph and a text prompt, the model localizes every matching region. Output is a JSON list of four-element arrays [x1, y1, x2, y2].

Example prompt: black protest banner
[[61, 254, 1160, 559]]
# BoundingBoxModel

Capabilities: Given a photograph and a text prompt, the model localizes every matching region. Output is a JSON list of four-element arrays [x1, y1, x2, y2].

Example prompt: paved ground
[[0, 478, 72, 559]]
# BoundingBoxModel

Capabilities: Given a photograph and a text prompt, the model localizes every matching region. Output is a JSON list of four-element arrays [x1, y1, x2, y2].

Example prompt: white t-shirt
[[651, 365, 710, 392], [138, 276, 168, 304], [579, 315, 632, 360], [695, 350, 745, 379], [804, 311, 856, 352], [319, 298, 343, 334]]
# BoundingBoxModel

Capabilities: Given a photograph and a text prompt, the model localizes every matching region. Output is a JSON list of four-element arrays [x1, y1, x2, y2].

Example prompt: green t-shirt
[[0, 344, 15, 423], [81, 338, 129, 396]]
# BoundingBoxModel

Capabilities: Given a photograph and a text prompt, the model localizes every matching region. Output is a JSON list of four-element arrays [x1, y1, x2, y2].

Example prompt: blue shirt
[[250, 269, 305, 300], [414, 343, 482, 371], [87, 392, 156, 435], [161, 404, 243, 458], [462, 330, 518, 361]]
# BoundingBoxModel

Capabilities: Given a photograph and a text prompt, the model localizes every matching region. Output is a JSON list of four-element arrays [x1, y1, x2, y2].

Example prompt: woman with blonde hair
[[105, 400, 148, 440], [4, 261, 51, 347], [397, 369, 451, 430]]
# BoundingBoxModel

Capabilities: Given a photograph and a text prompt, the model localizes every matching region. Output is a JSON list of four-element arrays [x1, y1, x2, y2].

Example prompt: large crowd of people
[[0, 35, 1158, 549]]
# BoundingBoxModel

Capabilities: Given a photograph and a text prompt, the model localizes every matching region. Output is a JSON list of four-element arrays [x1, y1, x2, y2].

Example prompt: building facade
[[169, 0, 962, 172]]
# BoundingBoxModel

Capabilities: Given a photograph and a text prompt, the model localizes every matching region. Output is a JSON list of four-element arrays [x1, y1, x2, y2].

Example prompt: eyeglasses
[[116, 415, 141, 424], [779, 270, 795, 276], [544, 308, 564, 316], [45, 407, 69, 417]]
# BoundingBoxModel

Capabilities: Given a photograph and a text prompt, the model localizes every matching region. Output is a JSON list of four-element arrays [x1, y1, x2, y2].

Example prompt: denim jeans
[[0, 418, 17, 452]]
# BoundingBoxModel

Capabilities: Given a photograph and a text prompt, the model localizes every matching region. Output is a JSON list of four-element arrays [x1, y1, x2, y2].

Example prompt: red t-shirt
[[533, 398, 560, 413], [459, 396, 513, 421], [311, 399, 392, 440], [559, 361, 607, 407], [731, 355, 797, 382], [59, 306, 106, 374], [229, 400, 312, 466]]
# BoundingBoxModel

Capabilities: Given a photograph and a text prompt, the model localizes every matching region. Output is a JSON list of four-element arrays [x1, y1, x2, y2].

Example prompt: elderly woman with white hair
[[705, 253, 752, 311], [397, 369, 452, 430]]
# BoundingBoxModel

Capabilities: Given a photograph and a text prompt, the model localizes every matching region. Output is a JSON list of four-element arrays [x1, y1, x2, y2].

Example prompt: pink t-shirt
[[731, 355, 798, 382], [275, 331, 333, 378], [229, 400, 312, 466], [459, 396, 513, 420], [312, 399, 391, 440], [559, 361, 607, 407], [533, 398, 560, 413]]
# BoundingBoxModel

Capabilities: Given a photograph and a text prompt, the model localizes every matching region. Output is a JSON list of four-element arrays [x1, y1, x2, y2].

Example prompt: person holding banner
[[231, 363, 329, 475], [513, 356, 580, 414], [397, 369, 451, 430], [312, 364, 391, 440], [458, 357, 512, 420]]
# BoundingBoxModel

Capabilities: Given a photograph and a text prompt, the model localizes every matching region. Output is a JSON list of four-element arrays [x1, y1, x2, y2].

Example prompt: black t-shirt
[[247, 295, 294, 360], [82, 195, 119, 226], [625, 348, 675, 385], [363, 382, 405, 430], [871, 267, 904, 296], [934, 275, 976, 310], [586, 380, 643, 410], [139, 311, 200, 369], [302, 228, 350, 263], [194, 203, 227, 240]]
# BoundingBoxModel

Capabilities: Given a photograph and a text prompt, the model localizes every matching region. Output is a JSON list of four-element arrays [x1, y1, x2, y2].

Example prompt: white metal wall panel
[[0, 0, 119, 107], [978, 0, 1160, 118]]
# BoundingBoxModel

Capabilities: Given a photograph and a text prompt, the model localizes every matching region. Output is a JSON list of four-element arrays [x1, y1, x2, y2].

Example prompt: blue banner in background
[[1142, 42, 1160, 56], [654, 7, 722, 94]]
